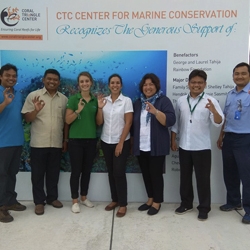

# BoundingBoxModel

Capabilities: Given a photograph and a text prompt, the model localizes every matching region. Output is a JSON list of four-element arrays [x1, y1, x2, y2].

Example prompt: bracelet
[[74, 111, 81, 119], [98, 107, 102, 109], [64, 139, 69, 142]]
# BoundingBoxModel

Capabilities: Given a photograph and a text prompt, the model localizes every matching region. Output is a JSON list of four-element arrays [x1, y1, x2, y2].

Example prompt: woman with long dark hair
[[96, 74, 133, 217]]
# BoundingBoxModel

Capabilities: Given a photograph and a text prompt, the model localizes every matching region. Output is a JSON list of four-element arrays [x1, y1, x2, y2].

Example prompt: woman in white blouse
[[96, 74, 133, 217]]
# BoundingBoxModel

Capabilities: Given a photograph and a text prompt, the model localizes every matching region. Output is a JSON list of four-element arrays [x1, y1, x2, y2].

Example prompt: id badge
[[234, 110, 241, 120]]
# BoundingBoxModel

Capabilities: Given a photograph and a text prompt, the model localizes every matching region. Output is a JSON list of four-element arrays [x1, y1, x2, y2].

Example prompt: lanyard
[[187, 92, 204, 122]]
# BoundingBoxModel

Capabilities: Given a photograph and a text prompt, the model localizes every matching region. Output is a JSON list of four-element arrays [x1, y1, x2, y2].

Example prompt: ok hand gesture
[[97, 94, 107, 109], [32, 96, 45, 112], [3, 88, 15, 105], [205, 99, 216, 113], [77, 98, 85, 113]]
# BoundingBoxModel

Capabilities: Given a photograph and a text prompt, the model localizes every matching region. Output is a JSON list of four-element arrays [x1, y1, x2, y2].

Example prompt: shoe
[[71, 203, 80, 213], [116, 207, 127, 217], [47, 200, 63, 208], [138, 203, 151, 211], [198, 212, 208, 221], [147, 204, 161, 216], [220, 204, 242, 211], [105, 202, 118, 211], [35, 204, 44, 215], [242, 213, 250, 224], [0, 209, 14, 223], [80, 199, 94, 208], [4, 202, 26, 211], [175, 206, 193, 215]]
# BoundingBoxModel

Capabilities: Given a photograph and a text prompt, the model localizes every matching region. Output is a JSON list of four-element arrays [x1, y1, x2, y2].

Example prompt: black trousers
[[137, 151, 165, 203], [101, 140, 130, 207], [30, 147, 62, 205], [0, 146, 22, 207], [179, 147, 211, 214], [68, 138, 97, 199]]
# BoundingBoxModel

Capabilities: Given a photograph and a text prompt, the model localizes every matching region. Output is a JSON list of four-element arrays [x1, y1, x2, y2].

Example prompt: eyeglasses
[[237, 99, 242, 112]]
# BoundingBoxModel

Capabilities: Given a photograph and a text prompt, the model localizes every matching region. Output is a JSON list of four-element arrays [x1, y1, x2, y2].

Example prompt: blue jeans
[[0, 146, 22, 207], [222, 133, 250, 214]]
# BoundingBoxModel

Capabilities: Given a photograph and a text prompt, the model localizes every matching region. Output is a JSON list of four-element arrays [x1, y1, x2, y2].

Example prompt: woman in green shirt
[[65, 72, 98, 213]]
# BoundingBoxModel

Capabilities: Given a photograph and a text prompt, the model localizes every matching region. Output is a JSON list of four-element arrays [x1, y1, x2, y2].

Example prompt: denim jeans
[[222, 133, 250, 214], [0, 146, 22, 207]]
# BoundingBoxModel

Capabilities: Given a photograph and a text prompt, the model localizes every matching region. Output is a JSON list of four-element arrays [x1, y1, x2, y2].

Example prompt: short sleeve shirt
[[101, 94, 133, 144], [0, 85, 24, 147], [223, 83, 250, 133], [66, 93, 98, 138], [21, 88, 68, 148]]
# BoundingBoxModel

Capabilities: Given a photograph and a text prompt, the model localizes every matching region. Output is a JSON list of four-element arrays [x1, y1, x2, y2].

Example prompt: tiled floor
[[0, 202, 249, 250]]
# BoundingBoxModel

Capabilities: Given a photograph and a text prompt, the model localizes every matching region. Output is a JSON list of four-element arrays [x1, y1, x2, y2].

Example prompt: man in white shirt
[[171, 69, 224, 221]]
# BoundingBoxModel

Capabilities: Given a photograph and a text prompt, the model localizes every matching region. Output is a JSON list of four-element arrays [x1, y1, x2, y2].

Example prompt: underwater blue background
[[0, 50, 167, 98], [0, 50, 167, 172]]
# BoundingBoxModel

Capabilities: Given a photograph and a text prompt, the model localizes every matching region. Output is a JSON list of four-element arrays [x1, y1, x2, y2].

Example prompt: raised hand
[[32, 96, 45, 112], [205, 99, 216, 113], [97, 94, 107, 109], [77, 98, 85, 113], [145, 101, 157, 115], [3, 88, 15, 105]]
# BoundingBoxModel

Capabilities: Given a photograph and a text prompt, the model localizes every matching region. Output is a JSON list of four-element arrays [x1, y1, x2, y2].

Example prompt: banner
[[0, 0, 249, 201]]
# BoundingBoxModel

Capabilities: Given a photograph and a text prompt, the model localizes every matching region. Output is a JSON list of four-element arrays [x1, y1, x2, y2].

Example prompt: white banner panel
[[1, 0, 249, 202]]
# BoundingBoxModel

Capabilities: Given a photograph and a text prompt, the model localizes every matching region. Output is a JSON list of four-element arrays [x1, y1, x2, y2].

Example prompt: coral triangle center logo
[[1, 7, 20, 26]]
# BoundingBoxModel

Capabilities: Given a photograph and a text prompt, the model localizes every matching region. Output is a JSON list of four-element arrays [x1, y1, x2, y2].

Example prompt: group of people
[[0, 62, 249, 225]]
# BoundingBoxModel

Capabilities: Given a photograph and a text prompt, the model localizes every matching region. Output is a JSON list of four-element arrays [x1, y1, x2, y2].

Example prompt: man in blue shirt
[[217, 62, 250, 224], [0, 64, 26, 223]]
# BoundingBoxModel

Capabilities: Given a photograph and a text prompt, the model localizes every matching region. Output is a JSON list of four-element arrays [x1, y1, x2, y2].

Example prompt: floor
[[0, 202, 249, 250]]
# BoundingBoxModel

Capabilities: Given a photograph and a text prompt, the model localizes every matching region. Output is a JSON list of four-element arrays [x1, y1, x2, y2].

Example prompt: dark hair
[[43, 69, 60, 79], [233, 62, 250, 74], [108, 73, 123, 85], [0, 63, 18, 76], [77, 71, 93, 83], [189, 69, 207, 81], [139, 73, 161, 93]]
